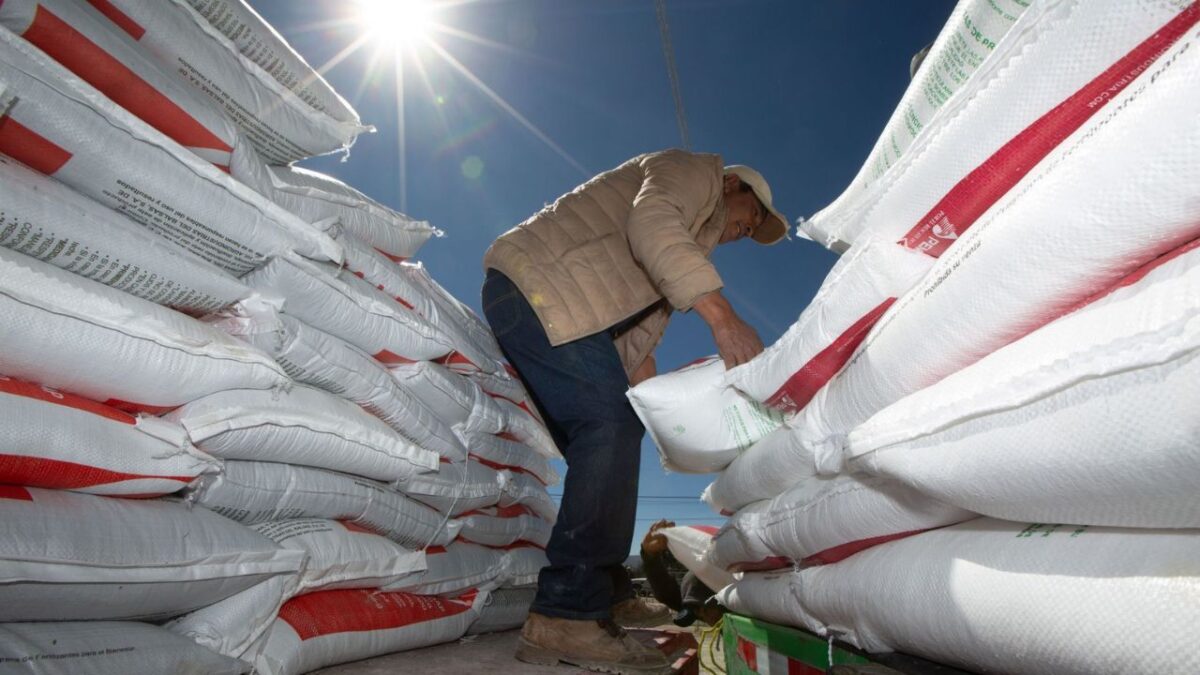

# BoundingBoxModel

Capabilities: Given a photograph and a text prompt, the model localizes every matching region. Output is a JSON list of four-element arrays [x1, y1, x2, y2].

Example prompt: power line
[[655, 0, 691, 150]]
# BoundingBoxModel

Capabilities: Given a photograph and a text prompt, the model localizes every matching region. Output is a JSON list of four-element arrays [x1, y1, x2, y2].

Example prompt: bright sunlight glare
[[355, 0, 434, 48]]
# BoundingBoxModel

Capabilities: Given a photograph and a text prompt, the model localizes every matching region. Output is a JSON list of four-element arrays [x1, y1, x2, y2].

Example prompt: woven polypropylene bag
[[0, 247, 288, 413], [392, 460, 503, 516], [186, 460, 460, 549], [719, 520, 1200, 675], [457, 505, 552, 549], [382, 541, 506, 596], [849, 239, 1200, 528], [0, 487, 304, 622], [167, 384, 438, 482], [100, 0, 368, 164], [0, 375, 218, 496], [0, 155, 249, 314], [0, 25, 339, 275], [251, 519, 425, 594]]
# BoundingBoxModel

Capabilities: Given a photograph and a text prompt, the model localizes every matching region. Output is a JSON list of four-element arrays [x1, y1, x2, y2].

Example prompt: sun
[[354, 0, 435, 49]]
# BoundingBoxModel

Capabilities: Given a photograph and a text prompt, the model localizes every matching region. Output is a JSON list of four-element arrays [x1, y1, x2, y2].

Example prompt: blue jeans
[[481, 269, 642, 620]]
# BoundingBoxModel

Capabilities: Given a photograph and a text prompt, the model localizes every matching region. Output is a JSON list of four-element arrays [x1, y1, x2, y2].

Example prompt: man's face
[[720, 176, 766, 245]]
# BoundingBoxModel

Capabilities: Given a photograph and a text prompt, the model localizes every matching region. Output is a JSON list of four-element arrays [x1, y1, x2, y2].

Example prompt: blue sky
[[253, 0, 956, 546]]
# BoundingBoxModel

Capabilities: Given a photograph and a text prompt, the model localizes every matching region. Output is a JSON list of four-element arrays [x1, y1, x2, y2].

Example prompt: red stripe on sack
[[393, 295, 415, 310], [736, 637, 758, 671], [338, 520, 378, 535], [24, 8, 233, 157], [459, 536, 546, 550], [0, 485, 34, 501], [503, 364, 519, 378], [0, 454, 192, 492], [765, 298, 897, 413], [800, 528, 932, 567], [85, 0, 145, 40], [436, 351, 479, 371], [687, 525, 720, 536], [375, 248, 408, 263], [788, 658, 826, 675], [1066, 236, 1200, 315], [730, 556, 793, 573], [0, 376, 135, 425], [900, 3, 1200, 258], [278, 589, 471, 641], [0, 117, 72, 174], [373, 349, 416, 365], [425, 545, 448, 555], [102, 398, 177, 415]]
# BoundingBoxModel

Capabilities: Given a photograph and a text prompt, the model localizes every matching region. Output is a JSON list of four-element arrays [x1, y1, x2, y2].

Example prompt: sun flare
[[355, 0, 435, 49]]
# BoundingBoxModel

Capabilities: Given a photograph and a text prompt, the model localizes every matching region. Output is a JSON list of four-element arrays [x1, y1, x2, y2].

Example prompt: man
[[481, 149, 786, 674]]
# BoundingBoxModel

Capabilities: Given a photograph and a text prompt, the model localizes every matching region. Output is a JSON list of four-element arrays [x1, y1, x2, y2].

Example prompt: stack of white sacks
[[0, 1, 557, 672], [630, 1, 1200, 673]]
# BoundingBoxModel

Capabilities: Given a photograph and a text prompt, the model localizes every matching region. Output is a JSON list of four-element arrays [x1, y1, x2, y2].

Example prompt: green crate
[[723, 612, 872, 675]]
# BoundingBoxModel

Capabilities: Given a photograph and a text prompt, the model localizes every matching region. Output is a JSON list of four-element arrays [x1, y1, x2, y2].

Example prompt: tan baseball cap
[[724, 164, 788, 245]]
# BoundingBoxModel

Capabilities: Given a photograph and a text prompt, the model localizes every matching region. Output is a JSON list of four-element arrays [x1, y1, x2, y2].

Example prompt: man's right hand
[[642, 519, 675, 555], [693, 291, 764, 368]]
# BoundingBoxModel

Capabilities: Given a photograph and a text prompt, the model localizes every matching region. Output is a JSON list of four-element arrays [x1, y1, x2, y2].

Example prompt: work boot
[[612, 597, 672, 628], [515, 612, 673, 674]]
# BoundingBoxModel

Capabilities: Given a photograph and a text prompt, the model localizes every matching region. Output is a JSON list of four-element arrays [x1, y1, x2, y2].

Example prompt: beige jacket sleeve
[[626, 151, 724, 311]]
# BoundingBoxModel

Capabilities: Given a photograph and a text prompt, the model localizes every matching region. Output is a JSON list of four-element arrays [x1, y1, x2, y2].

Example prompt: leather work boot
[[515, 612, 673, 674], [611, 597, 672, 628]]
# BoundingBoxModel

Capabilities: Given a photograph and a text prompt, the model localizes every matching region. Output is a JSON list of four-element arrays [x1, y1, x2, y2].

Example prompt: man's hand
[[641, 519, 675, 555], [629, 354, 657, 387], [693, 291, 764, 368]]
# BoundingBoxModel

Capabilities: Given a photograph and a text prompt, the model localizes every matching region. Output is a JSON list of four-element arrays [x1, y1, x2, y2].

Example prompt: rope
[[697, 615, 727, 674], [655, 0, 691, 150]]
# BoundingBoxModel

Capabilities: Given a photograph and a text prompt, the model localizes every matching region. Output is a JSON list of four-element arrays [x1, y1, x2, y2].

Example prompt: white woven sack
[[708, 474, 974, 573], [468, 368, 544, 423], [800, 21, 1200, 472], [463, 431, 559, 487], [722, 519, 1200, 675], [0, 155, 249, 314], [661, 525, 734, 594], [212, 304, 468, 461], [251, 519, 425, 594], [393, 460, 503, 516], [0, 375, 217, 496], [0, 621, 252, 675], [702, 421, 817, 515], [849, 239, 1200, 528], [502, 545, 548, 588], [0, 247, 287, 413], [628, 356, 785, 474], [0, 26, 338, 275], [325, 227, 497, 371], [804, 0, 1190, 250], [272, 167, 437, 262], [399, 260, 506, 368], [496, 397, 561, 460], [167, 572, 296, 659], [251, 589, 485, 675], [388, 360, 505, 433], [100, 0, 367, 164], [166, 385, 437, 482], [186, 460, 460, 549], [383, 541, 506, 596], [802, 0, 1029, 251], [466, 587, 535, 635], [242, 255, 452, 364], [0, 487, 304, 622], [729, 1, 1200, 415], [499, 470, 558, 523], [458, 505, 552, 549]]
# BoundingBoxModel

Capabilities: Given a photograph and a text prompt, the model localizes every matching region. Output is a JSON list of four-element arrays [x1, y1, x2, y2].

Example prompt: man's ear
[[722, 173, 741, 194]]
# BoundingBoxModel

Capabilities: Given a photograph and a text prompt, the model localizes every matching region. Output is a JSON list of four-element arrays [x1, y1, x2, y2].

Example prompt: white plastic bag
[[0, 154, 249, 314], [167, 384, 438, 482], [628, 356, 784, 473], [0, 247, 288, 413], [0, 375, 218, 496], [186, 460, 460, 549], [0, 486, 304, 622], [849, 239, 1200, 528]]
